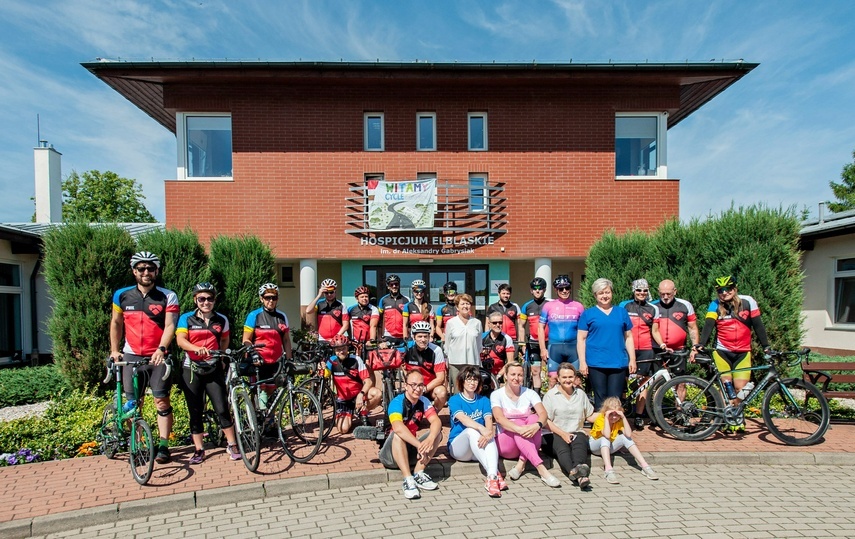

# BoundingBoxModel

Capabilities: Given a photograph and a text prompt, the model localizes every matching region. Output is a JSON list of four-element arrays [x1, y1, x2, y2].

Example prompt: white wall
[[801, 234, 855, 353]]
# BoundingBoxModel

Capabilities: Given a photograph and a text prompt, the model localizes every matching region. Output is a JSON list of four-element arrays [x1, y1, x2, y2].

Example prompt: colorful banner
[[367, 179, 436, 229]]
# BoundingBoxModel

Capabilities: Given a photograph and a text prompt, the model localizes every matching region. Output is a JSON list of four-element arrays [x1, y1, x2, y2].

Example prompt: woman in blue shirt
[[577, 278, 636, 409]]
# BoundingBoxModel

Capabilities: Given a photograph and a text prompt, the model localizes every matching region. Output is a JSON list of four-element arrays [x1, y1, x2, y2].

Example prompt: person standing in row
[[487, 283, 520, 342], [444, 293, 483, 391], [538, 275, 584, 389], [436, 281, 458, 343], [519, 277, 548, 392], [305, 279, 349, 343], [379, 274, 409, 347]]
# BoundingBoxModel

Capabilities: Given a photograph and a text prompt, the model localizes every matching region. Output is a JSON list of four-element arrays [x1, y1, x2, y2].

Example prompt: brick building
[[84, 60, 756, 325]]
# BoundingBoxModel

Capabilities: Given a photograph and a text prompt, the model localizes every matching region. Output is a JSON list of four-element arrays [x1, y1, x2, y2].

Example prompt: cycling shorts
[[713, 350, 752, 381], [634, 349, 656, 377], [335, 397, 357, 418], [547, 342, 578, 374], [526, 341, 543, 366], [122, 354, 171, 399]]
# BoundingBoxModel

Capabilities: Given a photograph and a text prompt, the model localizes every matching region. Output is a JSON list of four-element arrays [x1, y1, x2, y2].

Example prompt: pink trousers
[[495, 414, 543, 467]]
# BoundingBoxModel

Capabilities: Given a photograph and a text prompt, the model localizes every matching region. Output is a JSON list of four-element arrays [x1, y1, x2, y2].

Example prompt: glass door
[[363, 265, 489, 318]]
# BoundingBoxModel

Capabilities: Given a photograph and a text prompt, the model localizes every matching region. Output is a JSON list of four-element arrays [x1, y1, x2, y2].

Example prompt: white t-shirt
[[444, 316, 483, 366], [490, 386, 542, 424]]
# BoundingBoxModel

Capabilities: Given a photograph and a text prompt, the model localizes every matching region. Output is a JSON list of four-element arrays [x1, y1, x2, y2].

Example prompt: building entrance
[[362, 264, 489, 317]]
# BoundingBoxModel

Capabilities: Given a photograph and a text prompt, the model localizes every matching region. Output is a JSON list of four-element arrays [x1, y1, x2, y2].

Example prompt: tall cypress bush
[[581, 205, 803, 353], [135, 228, 209, 313], [209, 235, 276, 347], [43, 223, 136, 390]]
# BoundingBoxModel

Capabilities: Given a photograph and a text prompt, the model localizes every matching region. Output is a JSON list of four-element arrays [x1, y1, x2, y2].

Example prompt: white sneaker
[[413, 471, 438, 490], [641, 466, 659, 480], [402, 477, 421, 499]]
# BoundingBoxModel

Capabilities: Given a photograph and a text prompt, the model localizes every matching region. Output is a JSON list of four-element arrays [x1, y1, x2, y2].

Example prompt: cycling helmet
[[715, 275, 736, 288], [192, 282, 217, 297], [553, 275, 571, 289], [258, 283, 279, 296], [411, 279, 427, 291], [385, 274, 401, 285], [321, 278, 337, 291], [130, 251, 160, 269], [530, 277, 547, 289], [411, 321, 432, 334], [329, 334, 349, 348], [442, 281, 457, 294], [354, 285, 370, 298]]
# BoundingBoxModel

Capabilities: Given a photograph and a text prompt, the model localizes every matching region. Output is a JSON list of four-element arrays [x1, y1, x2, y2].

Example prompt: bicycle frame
[[627, 365, 673, 403]]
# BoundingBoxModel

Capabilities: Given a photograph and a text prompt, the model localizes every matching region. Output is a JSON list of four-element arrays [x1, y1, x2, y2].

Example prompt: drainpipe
[[29, 257, 41, 365]]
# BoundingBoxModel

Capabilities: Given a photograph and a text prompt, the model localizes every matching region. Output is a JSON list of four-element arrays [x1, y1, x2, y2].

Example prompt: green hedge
[[581, 205, 804, 354], [136, 228, 210, 313], [0, 365, 69, 407]]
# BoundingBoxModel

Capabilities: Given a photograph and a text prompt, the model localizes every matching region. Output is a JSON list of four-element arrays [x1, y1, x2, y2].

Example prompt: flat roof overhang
[[82, 60, 758, 133]]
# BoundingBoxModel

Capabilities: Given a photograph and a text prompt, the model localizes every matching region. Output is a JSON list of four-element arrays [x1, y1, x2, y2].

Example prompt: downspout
[[29, 257, 41, 364]]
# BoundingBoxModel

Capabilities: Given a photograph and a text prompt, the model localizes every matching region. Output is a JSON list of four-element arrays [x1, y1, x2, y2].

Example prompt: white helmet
[[411, 321, 431, 334], [411, 279, 427, 291], [130, 251, 160, 269], [258, 283, 279, 296], [321, 278, 337, 291]]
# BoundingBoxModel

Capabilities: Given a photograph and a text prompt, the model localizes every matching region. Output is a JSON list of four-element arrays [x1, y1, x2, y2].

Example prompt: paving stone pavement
[[23, 463, 855, 539]]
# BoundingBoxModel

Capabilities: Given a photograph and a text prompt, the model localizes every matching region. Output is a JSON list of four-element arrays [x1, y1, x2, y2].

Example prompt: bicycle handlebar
[[654, 348, 691, 368], [102, 355, 172, 383]]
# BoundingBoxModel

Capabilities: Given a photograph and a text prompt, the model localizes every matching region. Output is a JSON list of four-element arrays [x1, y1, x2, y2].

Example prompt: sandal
[[578, 476, 591, 489]]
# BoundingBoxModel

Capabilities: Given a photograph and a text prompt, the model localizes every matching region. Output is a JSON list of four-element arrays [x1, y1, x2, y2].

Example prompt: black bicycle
[[652, 348, 830, 446], [293, 340, 336, 441], [353, 340, 405, 443]]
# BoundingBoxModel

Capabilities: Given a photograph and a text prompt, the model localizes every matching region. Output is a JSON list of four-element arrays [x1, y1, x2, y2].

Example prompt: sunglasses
[[490, 321, 503, 325], [134, 266, 157, 273], [557, 286, 571, 292], [262, 295, 279, 301], [323, 291, 336, 294], [716, 286, 735, 294], [634, 288, 649, 293], [196, 296, 215, 303], [531, 286, 544, 291]]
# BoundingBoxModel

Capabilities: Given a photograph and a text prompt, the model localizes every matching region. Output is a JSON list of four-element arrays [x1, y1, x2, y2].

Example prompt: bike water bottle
[[723, 380, 737, 400], [258, 391, 269, 410], [122, 399, 136, 413], [735, 382, 755, 401]]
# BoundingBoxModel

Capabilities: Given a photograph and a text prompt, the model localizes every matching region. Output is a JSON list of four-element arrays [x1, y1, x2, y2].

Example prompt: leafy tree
[[63, 170, 156, 223], [828, 149, 855, 213]]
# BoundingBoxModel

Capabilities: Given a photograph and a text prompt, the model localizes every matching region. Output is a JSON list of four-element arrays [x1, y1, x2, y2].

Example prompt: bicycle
[[652, 348, 830, 446], [621, 349, 691, 429], [99, 355, 171, 485], [294, 340, 336, 441], [479, 348, 502, 398], [353, 340, 405, 443]]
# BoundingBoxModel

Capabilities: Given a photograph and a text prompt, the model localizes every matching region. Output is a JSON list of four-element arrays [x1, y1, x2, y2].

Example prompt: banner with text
[[367, 179, 436, 230]]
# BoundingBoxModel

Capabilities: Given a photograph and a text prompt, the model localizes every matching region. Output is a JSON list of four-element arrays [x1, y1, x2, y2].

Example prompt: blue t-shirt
[[578, 306, 633, 369], [447, 393, 492, 446]]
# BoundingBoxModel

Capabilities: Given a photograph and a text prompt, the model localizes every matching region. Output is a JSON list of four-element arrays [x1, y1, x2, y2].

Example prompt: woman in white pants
[[447, 365, 506, 497]]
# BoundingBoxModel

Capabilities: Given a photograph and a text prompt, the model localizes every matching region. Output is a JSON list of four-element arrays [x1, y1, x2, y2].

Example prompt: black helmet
[[386, 274, 401, 285], [553, 275, 571, 289], [530, 277, 547, 289], [192, 282, 217, 297], [442, 281, 457, 294]]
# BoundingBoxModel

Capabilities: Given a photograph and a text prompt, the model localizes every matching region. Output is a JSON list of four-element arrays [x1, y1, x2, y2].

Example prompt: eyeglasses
[[557, 286, 571, 292], [413, 289, 425, 294], [716, 286, 735, 294], [134, 266, 157, 273], [464, 375, 480, 382], [634, 288, 649, 293], [405, 382, 426, 390], [262, 295, 279, 301], [196, 296, 214, 303], [531, 286, 544, 291]]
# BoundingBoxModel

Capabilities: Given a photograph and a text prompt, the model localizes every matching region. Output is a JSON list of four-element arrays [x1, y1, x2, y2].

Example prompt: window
[[0, 263, 22, 360], [469, 174, 488, 213], [834, 258, 855, 324], [417, 112, 436, 151], [615, 113, 667, 178], [468, 113, 487, 151], [177, 113, 233, 179], [365, 113, 384, 151]]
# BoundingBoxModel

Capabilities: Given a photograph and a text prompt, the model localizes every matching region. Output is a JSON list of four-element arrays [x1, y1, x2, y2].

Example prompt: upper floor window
[[469, 174, 488, 213], [615, 113, 667, 178], [365, 113, 384, 151], [417, 113, 436, 151], [468, 113, 487, 151], [834, 257, 855, 324], [177, 113, 233, 180]]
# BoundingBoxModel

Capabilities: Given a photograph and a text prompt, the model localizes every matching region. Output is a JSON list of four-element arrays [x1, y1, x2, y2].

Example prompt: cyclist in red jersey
[[306, 278, 349, 342], [487, 283, 520, 342], [243, 283, 293, 408], [435, 282, 458, 343], [519, 277, 548, 392], [654, 279, 699, 366], [378, 274, 409, 346], [348, 286, 379, 343], [403, 279, 436, 340], [482, 312, 515, 377], [326, 334, 381, 434]]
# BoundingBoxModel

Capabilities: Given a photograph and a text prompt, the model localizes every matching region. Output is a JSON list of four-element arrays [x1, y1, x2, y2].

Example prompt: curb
[[3, 452, 855, 538]]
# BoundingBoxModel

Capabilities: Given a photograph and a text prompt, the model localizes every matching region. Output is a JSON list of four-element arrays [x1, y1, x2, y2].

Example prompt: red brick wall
[[164, 82, 680, 259]]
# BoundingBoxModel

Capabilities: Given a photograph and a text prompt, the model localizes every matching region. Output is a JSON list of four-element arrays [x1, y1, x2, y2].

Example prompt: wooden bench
[[802, 362, 855, 399]]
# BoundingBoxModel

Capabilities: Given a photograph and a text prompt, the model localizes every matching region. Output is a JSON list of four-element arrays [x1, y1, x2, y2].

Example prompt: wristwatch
[[536, 421, 543, 428], [158, 346, 167, 353]]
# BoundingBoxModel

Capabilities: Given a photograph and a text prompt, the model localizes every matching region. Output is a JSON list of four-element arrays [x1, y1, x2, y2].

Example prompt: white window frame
[[833, 257, 855, 327], [416, 112, 437, 151], [615, 112, 668, 179], [176, 113, 233, 181], [364, 113, 385, 151], [469, 173, 488, 213], [468, 112, 488, 151], [0, 261, 23, 360]]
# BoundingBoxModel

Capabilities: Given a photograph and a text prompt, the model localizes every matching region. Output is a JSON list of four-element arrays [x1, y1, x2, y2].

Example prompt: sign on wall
[[367, 179, 436, 229]]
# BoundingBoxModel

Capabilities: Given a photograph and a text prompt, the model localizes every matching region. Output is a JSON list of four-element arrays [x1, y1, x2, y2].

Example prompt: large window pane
[[417, 114, 435, 151], [0, 263, 20, 287], [468, 113, 486, 150], [0, 293, 21, 358], [469, 174, 487, 213], [186, 116, 232, 177], [365, 114, 384, 151], [835, 277, 855, 323], [616, 116, 657, 176]]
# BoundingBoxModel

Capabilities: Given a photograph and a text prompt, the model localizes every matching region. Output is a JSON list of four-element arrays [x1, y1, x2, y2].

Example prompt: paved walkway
[[2, 416, 855, 537], [26, 463, 855, 538]]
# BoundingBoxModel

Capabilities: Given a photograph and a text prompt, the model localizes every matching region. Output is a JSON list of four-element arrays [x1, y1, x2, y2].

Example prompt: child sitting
[[589, 397, 659, 484]]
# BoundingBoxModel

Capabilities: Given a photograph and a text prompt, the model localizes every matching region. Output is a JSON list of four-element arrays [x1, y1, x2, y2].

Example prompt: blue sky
[[1, 0, 853, 223]]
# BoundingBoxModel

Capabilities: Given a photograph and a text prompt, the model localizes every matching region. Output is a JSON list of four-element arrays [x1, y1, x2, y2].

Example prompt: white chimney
[[34, 141, 62, 223]]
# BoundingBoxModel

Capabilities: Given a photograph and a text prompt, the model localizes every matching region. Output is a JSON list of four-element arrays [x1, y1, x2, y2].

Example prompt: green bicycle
[[98, 356, 171, 485]]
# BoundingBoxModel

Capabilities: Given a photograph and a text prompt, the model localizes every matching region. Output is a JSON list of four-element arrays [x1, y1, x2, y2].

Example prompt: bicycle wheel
[[762, 378, 830, 446], [128, 418, 155, 485], [645, 376, 668, 429], [99, 404, 120, 459], [277, 388, 323, 463], [297, 377, 335, 441], [653, 375, 725, 441], [232, 387, 261, 472], [202, 406, 224, 449]]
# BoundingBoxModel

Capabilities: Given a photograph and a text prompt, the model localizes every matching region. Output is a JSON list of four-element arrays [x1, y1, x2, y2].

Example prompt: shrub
[[0, 364, 69, 407], [135, 228, 210, 313], [43, 223, 136, 391], [209, 235, 275, 347]]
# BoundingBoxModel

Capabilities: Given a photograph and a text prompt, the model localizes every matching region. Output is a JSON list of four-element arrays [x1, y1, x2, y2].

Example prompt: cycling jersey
[[438, 303, 457, 332], [702, 295, 769, 353], [403, 342, 446, 385], [486, 301, 520, 341], [621, 300, 660, 351], [176, 311, 230, 364], [388, 393, 436, 436], [348, 303, 379, 342], [654, 297, 696, 350], [243, 308, 290, 363], [538, 299, 584, 344], [379, 293, 409, 339], [326, 354, 369, 401], [313, 298, 349, 341], [520, 297, 548, 343], [481, 331, 514, 375], [112, 285, 179, 356], [403, 301, 436, 327]]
